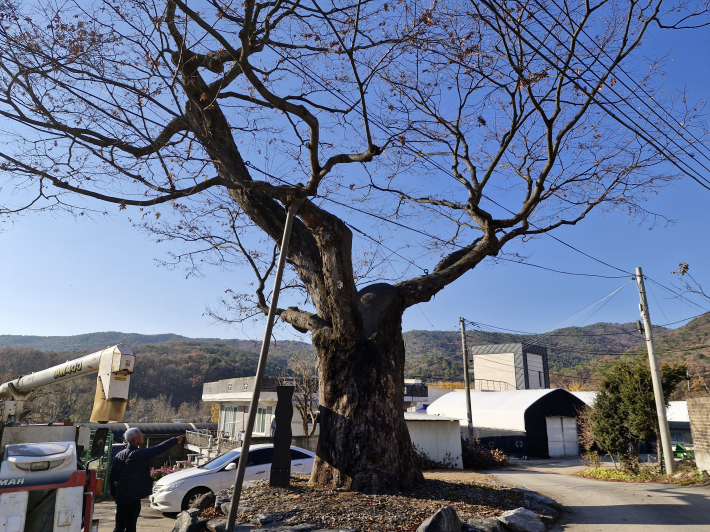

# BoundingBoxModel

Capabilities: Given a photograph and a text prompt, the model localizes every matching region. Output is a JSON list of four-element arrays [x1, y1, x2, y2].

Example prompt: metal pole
[[635, 267, 675, 474], [459, 318, 473, 441], [226, 199, 304, 531]]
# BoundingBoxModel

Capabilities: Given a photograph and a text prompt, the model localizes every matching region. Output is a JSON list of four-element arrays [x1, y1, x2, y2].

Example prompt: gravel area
[[210, 474, 527, 532]]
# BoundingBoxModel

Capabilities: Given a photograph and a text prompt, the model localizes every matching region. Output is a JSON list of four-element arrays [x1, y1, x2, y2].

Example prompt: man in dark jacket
[[109, 428, 185, 532]]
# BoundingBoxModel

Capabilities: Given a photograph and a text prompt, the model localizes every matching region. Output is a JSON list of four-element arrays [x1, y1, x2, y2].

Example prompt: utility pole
[[635, 267, 675, 474], [459, 318, 473, 441]]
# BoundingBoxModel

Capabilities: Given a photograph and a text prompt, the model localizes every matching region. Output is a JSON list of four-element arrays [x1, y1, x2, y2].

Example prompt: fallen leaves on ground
[[219, 475, 525, 532]]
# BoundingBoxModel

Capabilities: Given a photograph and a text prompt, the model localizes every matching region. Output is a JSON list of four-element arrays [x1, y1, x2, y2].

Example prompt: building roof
[[469, 343, 547, 355], [570, 391, 598, 406], [666, 401, 689, 423], [404, 412, 459, 422], [426, 389, 574, 431], [203, 376, 426, 402]]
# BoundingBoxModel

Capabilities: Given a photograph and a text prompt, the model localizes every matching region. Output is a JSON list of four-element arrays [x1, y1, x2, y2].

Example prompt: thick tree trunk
[[309, 284, 423, 493]]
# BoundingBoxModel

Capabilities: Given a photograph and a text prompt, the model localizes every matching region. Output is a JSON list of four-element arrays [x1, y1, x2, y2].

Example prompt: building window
[[538, 371, 544, 388]]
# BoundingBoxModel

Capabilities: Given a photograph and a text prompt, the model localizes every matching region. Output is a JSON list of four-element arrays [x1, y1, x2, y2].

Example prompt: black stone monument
[[270, 385, 295, 487]]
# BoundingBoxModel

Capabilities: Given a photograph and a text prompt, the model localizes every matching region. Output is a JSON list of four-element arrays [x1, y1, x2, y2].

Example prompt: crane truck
[[0, 345, 136, 532]]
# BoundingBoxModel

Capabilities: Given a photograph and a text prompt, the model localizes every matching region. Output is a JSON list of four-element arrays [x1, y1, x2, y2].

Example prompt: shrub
[[461, 438, 509, 470], [413, 445, 459, 470], [150, 462, 193, 482]]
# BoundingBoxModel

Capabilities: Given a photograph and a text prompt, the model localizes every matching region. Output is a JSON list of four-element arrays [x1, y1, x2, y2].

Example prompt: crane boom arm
[[0, 345, 135, 423]]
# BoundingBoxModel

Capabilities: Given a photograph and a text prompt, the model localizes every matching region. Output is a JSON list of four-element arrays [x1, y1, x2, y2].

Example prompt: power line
[[265, 47, 648, 279], [471, 325, 710, 356], [644, 277, 710, 313], [466, 347, 602, 382], [578, 280, 632, 327], [657, 312, 709, 327], [474, 0, 710, 191], [467, 311, 707, 334], [467, 320, 641, 337], [522, 281, 634, 346], [347, 221, 428, 274], [523, 0, 710, 185], [253, 33, 707, 309], [496, 258, 628, 279], [647, 280, 671, 325], [245, 161, 630, 280]]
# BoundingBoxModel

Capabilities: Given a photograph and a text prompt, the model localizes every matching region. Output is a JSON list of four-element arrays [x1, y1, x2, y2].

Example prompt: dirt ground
[[422, 469, 502, 483], [93, 471, 513, 532]]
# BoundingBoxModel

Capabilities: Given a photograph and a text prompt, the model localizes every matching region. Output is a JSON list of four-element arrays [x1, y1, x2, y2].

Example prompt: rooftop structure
[[470, 343, 549, 391]]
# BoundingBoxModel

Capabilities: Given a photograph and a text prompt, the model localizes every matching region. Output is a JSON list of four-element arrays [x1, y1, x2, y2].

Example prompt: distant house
[[470, 343, 549, 391], [427, 389, 585, 458], [202, 376, 318, 440], [190, 376, 430, 464], [405, 412, 463, 468], [403, 379, 430, 411], [570, 391, 598, 407], [667, 401, 693, 444]]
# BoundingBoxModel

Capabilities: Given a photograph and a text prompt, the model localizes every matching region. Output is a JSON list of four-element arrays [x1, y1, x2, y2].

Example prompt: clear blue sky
[[0, 24, 708, 344]]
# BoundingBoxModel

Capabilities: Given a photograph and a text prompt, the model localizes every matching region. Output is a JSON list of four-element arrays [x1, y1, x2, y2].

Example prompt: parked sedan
[[149, 444, 315, 512]]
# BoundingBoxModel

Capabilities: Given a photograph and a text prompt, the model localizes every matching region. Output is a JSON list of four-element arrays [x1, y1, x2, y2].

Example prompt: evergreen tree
[[592, 358, 686, 465]]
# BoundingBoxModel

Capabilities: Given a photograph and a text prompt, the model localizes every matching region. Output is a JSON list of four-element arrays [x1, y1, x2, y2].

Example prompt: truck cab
[[0, 441, 99, 532]]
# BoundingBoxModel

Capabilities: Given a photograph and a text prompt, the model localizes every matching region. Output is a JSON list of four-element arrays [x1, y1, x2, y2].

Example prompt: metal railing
[[186, 430, 242, 458], [186, 430, 214, 449], [473, 379, 514, 391]]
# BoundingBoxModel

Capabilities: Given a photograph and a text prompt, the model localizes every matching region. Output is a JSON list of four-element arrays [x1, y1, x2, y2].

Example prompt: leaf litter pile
[[224, 476, 526, 532]]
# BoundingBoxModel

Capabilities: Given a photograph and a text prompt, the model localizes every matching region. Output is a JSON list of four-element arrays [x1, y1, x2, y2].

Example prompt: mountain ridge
[[0, 332, 313, 354], [1, 313, 707, 401]]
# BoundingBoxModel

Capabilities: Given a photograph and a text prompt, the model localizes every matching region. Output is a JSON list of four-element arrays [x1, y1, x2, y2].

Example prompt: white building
[[427, 388, 585, 458], [405, 412, 463, 468], [187, 376, 432, 464], [202, 377, 318, 440], [470, 343, 549, 391]]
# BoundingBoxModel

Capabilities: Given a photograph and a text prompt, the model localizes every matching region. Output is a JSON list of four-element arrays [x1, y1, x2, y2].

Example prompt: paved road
[[94, 500, 175, 532], [492, 459, 710, 532]]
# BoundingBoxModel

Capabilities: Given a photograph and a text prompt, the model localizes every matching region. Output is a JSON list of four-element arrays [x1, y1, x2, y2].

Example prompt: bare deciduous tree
[[671, 262, 710, 303], [0, 0, 703, 493], [177, 401, 203, 422], [127, 394, 177, 423], [277, 351, 319, 436]]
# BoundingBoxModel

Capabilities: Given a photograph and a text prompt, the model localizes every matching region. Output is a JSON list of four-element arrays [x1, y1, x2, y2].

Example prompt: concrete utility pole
[[459, 318, 473, 440], [635, 267, 675, 474], [225, 199, 304, 531]]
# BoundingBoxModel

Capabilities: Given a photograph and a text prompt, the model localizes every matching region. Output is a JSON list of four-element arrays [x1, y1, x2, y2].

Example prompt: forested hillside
[[1, 313, 707, 423], [0, 339, 313, 422], [401, 314, 710, 397], [402, 322, 667, 381]]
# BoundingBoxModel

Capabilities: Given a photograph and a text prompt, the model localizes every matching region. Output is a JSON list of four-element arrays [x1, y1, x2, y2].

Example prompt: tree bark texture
[[311, 284, 424, 493]]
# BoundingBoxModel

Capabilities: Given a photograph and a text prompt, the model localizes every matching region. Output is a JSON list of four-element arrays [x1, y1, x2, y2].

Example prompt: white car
[[149, 444, 315, 512]]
